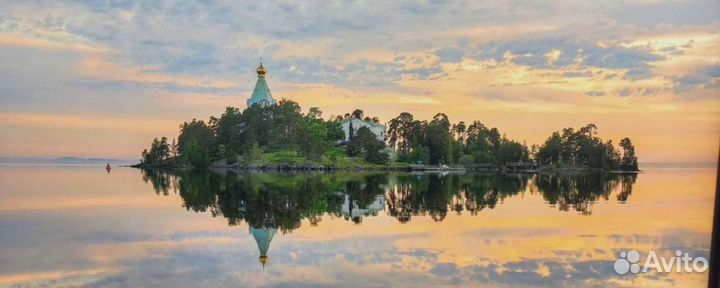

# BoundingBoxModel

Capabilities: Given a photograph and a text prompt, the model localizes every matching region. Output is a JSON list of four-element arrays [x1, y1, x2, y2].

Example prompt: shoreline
[[131, 162, 640, 174]]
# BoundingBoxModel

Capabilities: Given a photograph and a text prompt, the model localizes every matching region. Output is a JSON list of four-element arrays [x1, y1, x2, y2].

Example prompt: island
[[133, 63, 639, 174]]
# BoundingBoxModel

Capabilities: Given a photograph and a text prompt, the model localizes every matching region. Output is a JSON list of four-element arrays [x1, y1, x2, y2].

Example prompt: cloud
[[617, 87, 633, 97], [435, 47, 466, 63], [430, 263, 460, 276], [624, 67, 654, 81], [672, 64, 720, 93], [609, 0, 720, 27], [562, 70, 593, 78]]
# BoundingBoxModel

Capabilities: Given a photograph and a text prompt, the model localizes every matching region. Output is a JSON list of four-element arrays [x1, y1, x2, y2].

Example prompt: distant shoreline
[[131, 160, 645, 174], [0, 157, 714, 170]]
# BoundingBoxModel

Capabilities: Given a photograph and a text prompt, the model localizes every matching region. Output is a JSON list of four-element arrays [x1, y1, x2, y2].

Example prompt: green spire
[[247, 62, 277, 107]]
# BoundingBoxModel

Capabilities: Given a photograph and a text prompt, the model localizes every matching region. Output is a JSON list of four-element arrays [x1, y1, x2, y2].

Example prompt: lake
[[0, 165, 715, 287]]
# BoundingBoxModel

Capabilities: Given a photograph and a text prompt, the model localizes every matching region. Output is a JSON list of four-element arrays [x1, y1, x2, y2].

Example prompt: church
[[245, 63, 386, 143], [246, 63, 277, 107]]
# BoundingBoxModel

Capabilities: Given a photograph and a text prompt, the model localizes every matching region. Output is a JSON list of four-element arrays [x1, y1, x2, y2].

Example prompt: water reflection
[[141, 170, 637, 268]]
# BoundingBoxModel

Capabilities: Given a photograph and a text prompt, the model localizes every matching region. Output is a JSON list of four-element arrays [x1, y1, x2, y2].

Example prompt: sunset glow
[[0, 1, 718, 163]]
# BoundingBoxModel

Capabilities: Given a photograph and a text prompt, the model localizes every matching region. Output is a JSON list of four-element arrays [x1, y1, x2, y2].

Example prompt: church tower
[[246, 62, 277, 107]]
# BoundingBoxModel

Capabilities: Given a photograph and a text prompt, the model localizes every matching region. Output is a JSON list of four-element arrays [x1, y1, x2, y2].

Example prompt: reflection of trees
[[140, 169, 178, 196], [142, 170, 638, 230], [142, 171, 385, 233], [343, 174, 388, 223], [386, 174, 463, 222], [616, 174, 637, 202], [386, 173, 530, 223], [534, 173, 638, 215]]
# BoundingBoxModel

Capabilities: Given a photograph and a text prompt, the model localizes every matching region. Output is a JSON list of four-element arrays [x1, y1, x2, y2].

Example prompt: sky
[[0, 0, 718, 163]]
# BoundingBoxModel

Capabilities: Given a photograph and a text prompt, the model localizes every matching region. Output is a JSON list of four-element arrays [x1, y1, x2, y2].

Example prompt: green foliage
[[346, 127, 389, 164], [495, 139, 530, 165], [226, 151, 240, 164], [536, 124, 633, 170], [297, 111, 343, 161], [425, 113, 451, 164], [141, 99, 637, 171], [212, 107, 243, 153], [388, 113, 530, 166], [536, 132, 562, 165], [245, 142, 263, 163], [619, 137, 639, 171], [141, 137, 171, 165], [176, 119, 214, 167], [183, 138, 210, 168], [409, 145, 430, 164]]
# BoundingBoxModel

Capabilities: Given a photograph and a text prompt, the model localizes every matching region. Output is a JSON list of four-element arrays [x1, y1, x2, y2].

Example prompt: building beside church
[[247, 63, 277, 107], [339, 118, 386, 143]]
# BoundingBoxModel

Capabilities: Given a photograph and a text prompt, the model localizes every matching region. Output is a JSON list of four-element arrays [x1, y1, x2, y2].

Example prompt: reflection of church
[[340, 193, 386, 224], [250, 226, 276, 270], [249, 209, 278, 270]]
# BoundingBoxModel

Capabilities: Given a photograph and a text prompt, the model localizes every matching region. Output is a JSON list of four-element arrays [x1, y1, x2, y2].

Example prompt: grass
[[236, 146, 412, 170]]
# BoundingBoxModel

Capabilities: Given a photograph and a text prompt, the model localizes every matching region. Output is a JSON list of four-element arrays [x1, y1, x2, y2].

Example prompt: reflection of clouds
[[5, 227, 703, 287], [1, 168, 714, 287], [1, 222, 711, 287]]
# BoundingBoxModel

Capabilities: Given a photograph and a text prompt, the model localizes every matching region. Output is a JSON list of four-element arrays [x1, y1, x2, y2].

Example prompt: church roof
[[247, 63, 277, 107], [340, 117, 385, 128]]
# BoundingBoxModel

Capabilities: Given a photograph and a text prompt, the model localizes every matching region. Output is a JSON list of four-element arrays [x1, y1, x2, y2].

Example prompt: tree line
[[140, 99, 638, 171], [387, 113, 637, 170]]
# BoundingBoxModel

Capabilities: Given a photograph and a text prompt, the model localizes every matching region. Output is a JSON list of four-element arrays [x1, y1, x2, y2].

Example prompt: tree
[[351, 109, 364, 119], [348, 121, 355, 140], [268, 99, 303, 150], [495, 138, 530, 164], [326, 121, 345, 143], [387, 112, 416, 154], [183, 138, 210, 168], [307, 107, 322, 119], [213, 107, 243, 153], [425, 113, 451, 165], [535, 124, 631, 170], [619, 137, 638, 171], [140, 137, 171, 165], [346, 127, 388, 164], [170, 138, 178, 157], [298, 117, 328, 160], [178, 119, 214, 167], [451, 121, 467, 141], [537, 132, 562, 165], [409, 145, 430, 164], [245, 142, 263, 163]]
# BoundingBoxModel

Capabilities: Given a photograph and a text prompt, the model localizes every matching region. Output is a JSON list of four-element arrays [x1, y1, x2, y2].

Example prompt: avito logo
[[613, 250, 708, 274]]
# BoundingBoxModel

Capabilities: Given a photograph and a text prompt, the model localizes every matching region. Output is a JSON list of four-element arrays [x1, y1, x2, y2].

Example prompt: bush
[[409, 145, 430, 164], [245, 142, 263, 163], [183, 139, 210, 168], [365, 149, 389, 164]]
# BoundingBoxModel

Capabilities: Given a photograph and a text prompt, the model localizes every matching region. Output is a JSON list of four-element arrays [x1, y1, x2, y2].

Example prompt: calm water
[[0, 165, 715, 287]]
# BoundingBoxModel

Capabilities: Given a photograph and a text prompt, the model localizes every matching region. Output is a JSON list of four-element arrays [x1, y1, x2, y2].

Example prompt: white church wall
[[340, 118, 385, 142]]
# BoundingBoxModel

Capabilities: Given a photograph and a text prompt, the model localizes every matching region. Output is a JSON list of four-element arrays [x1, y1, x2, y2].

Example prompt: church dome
[[256, 63, 266, 78]]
